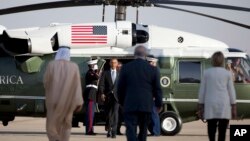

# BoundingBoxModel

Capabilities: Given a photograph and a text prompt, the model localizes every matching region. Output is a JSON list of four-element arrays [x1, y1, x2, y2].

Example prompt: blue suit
[[117, 58, 162, 141], [148, 105, 161, 136]]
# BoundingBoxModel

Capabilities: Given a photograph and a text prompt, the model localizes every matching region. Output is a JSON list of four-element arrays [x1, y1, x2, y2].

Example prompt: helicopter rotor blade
[[0, 0, 101, 15], [150, 0, 250, 12], [154, 4, 250, 29]]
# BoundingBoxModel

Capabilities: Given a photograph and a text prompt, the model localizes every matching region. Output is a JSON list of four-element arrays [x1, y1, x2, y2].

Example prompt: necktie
[[111, 70, 116, 83]]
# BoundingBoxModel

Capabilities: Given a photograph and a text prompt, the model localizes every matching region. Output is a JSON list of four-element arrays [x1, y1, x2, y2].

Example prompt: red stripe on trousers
[[88, 100, 94, 132]]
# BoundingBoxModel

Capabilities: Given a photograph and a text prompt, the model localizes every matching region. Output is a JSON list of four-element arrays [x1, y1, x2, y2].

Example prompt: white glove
[[93, 64, 98, 70]]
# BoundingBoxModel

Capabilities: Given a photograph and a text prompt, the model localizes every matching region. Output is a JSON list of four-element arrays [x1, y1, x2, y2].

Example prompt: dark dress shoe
[[86, 131, 97, 135], [107, 131, 111, 138], [111, 134, 116, 138], [105, 125, 108, 131], [117, 131, 123, 135]]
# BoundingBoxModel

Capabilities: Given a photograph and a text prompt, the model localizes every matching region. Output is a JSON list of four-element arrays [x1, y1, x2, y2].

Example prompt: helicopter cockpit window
[[226, 57, 250, 83], [179, 61, 201, 83]]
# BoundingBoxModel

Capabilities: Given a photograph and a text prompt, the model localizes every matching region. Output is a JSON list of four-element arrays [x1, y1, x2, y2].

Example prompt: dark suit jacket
[[99, 69, 119, 101], [117, 58, 163, 113]]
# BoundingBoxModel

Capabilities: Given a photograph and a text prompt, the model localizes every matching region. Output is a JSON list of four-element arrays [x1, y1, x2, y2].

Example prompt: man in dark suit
[[116, 61, 124, 135], [117, 46, 163, 141], [146, 55, 161, 136], [99, 58, 119, 138]]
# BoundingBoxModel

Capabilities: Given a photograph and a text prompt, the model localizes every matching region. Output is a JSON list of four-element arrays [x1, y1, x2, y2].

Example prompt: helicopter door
[[172, 59, 203, 120], [226, 57, 250, 118]]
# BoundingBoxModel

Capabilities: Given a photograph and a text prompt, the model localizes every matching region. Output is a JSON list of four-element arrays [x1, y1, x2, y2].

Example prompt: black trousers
[[207, 119, 229, 141], [124, 112, 151, 141], [117, 106, 124, 132], [105, 95, 119, 134]]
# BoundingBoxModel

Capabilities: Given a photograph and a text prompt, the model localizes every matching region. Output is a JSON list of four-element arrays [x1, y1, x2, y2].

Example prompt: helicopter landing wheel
[[160, 112, 182, 136]]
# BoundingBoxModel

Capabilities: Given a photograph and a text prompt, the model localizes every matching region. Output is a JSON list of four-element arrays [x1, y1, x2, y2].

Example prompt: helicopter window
[[178, 61, 201, 83], [122, 30, 129, 35], [226, 57, 250, 83], [241, 58, 250, 81]]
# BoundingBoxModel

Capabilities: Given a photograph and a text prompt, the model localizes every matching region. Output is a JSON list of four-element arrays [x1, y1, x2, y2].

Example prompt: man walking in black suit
[[117, 46, 163, 141], [99, 58, 119, 138]]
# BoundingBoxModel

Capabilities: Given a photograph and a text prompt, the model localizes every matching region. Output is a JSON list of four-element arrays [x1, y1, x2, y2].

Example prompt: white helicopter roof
[[224, 51, 248, 58], [147, 25, 228, 49], [71, 24, 229, 58]]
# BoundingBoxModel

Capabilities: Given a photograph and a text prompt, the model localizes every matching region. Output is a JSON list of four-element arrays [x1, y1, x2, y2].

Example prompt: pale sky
[[0, 0, 250, 53]]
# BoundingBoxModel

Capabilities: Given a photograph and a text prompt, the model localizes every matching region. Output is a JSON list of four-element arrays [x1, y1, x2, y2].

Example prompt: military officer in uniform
[[84, 59, 99, 135]]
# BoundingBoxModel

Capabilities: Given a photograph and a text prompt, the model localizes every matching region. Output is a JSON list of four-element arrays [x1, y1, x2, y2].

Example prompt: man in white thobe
[[44, 47, 83, 141]]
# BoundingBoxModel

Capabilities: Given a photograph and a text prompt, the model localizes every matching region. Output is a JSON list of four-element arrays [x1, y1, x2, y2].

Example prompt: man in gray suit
[[117, 46, 163, 141]]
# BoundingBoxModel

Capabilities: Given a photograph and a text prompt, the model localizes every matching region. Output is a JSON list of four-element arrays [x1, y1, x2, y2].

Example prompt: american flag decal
[[71, 25, 107, 44]]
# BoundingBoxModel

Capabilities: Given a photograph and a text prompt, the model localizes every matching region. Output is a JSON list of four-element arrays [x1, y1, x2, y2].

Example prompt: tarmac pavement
[[0, 117, 249, 141]]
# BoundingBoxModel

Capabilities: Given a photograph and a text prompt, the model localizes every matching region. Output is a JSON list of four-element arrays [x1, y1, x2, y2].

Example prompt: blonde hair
[[211, 51, 224, 67]]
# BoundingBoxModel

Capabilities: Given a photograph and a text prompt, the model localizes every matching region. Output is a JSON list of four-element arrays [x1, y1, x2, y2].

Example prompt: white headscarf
[[55, 47, 70, 61]]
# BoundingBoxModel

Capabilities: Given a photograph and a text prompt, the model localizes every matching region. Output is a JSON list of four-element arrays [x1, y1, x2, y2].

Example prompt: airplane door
[[172, 59, 203, 120]]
